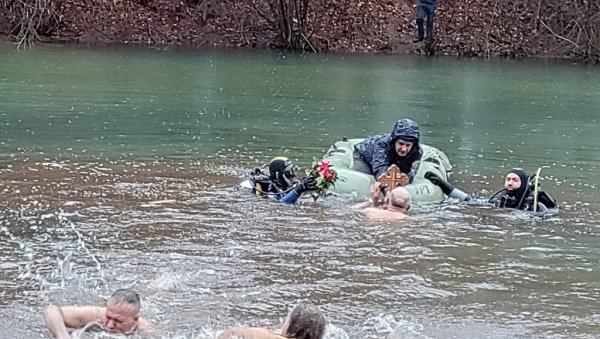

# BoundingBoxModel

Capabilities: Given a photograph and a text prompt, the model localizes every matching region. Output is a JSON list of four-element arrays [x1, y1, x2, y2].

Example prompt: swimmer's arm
[[353, 183, 382, 210], [353, 185, 379, 210], [138, 317, 158, 333], [218, 326, 251, 338], [364, 181, 384, 208], [218, 326, 242, 339], [43, 305, 103, 338], [358, 207, 379, 217], [352, 201, 372, 210], [219, 326, 283, 339]]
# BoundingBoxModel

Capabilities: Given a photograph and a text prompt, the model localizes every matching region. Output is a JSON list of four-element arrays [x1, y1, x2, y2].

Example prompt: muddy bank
[[1, 0, 599, 61]]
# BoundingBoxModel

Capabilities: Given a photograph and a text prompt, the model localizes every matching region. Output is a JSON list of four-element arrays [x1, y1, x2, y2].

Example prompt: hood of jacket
[[390, 118, 420, 143], [390, 118, 420, 158]]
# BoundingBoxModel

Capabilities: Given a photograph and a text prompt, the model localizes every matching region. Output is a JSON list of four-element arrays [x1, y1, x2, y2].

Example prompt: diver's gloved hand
[[293, 176, 318, 194], [424, 171, 454, 195], [425, 171, 470, 201]]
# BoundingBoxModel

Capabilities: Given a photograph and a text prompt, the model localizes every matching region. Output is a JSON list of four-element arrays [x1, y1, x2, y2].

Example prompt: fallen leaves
[[0, 0, 597, 61]]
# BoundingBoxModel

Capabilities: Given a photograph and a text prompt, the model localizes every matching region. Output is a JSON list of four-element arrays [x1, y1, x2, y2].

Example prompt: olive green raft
[[321, 138, 453, 203]]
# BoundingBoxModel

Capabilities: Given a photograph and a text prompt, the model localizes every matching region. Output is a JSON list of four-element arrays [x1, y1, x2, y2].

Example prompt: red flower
[[324, 171, 334, 181], [307, 158, 338, 201]]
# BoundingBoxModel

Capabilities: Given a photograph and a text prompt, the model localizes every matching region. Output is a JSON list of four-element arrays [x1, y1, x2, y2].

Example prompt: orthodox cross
[[378, 164, 409, 188]]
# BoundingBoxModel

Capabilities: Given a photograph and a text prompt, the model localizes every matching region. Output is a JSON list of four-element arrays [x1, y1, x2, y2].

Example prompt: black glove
[[424, 171, 454, 195], [293, 176, 318, 194]]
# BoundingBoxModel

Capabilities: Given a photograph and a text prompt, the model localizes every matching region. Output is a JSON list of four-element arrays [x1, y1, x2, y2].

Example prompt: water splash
[[323, 323, 351, 339], [61, 213, 107, 292], [58, 251, 75, 288], [362, 314, 426, 338]]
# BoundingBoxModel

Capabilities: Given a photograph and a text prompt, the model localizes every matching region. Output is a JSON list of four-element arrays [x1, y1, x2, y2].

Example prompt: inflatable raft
[[322, 138, 453, 203]]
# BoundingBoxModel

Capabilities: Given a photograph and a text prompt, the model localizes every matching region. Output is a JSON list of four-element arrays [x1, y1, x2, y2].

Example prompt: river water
[[1, 43, 599, 338]]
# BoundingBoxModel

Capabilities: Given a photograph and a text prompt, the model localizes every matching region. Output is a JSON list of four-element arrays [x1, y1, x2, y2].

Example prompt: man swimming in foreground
[[356, 182, 412, 221], [43, 289, 154, 338], [219, 303, 326, 339]]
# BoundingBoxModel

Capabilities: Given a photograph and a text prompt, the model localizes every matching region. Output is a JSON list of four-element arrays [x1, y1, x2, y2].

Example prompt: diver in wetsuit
[[240, 157, 318, 204], [425, 168, 557, 213]]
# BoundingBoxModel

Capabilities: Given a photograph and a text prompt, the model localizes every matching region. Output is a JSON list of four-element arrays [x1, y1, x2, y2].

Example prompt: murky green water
[[1, 43, 599, 338]]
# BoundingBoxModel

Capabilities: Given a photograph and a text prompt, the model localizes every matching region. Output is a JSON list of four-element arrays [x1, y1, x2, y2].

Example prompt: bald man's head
[[387, 187, 411, 212]]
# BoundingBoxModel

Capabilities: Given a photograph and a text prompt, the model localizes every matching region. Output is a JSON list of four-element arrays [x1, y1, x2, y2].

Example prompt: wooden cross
[[378, 164, 409, 188]]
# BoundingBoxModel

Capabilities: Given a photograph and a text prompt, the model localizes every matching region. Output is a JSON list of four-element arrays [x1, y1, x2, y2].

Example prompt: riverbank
[[1, 0, 598, 61]]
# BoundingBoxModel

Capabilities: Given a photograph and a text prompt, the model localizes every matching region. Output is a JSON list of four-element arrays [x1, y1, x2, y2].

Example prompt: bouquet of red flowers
[[307, 159, 338, 201]]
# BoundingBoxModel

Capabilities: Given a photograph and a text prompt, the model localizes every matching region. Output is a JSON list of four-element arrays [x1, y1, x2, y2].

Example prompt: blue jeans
[[416, 3, 436, 40]]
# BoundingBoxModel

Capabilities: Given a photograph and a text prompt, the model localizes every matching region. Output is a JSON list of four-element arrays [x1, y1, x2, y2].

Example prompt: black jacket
[[355, 119, 422, 180]]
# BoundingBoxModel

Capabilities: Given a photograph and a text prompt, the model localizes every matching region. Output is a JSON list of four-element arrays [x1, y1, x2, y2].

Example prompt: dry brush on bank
[[436, 0, 600, 62], [249, 0, 316, 51], [1, 0, 62, 48], [0, 0, 598, 62], [537, 0, 600, 62]]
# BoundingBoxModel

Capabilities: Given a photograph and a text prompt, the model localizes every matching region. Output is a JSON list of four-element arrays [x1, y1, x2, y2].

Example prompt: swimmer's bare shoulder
[[360, 207, 408, 221], [56, 306, 105, 329], [138, 317, 157, 333], [218, 326, 286, 339]]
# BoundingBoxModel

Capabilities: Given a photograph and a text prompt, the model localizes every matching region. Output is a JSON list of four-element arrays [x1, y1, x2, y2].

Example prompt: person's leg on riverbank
[[425, 3, 437, 43], [414, 4, 426, 43]]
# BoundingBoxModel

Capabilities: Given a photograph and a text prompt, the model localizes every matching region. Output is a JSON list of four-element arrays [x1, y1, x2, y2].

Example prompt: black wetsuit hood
[[508, 168, 529, 203], [491, 168, 530, 209]]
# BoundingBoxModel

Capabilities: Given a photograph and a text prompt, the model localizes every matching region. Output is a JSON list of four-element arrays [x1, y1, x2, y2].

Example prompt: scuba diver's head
[[268, 157, 297, 190], [505, 168, 528, 193], [390, 118, 420, 158], [500, 168, 530, 208]]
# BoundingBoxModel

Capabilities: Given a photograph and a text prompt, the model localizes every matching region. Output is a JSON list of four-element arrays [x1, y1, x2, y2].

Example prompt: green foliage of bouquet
[[307, 159, 337, 201]]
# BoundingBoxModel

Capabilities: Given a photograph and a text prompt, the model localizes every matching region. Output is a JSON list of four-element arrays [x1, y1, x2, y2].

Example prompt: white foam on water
[[153, 325, 223, 339], [324, 323, 351, 339], [58, 251, 75, 288], [363, 314, 427, 339]]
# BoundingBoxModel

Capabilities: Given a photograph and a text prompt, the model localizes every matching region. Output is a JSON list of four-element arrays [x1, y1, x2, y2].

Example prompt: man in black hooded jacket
[[425, 168, 558, 213], [353, 118, 423, 183]]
